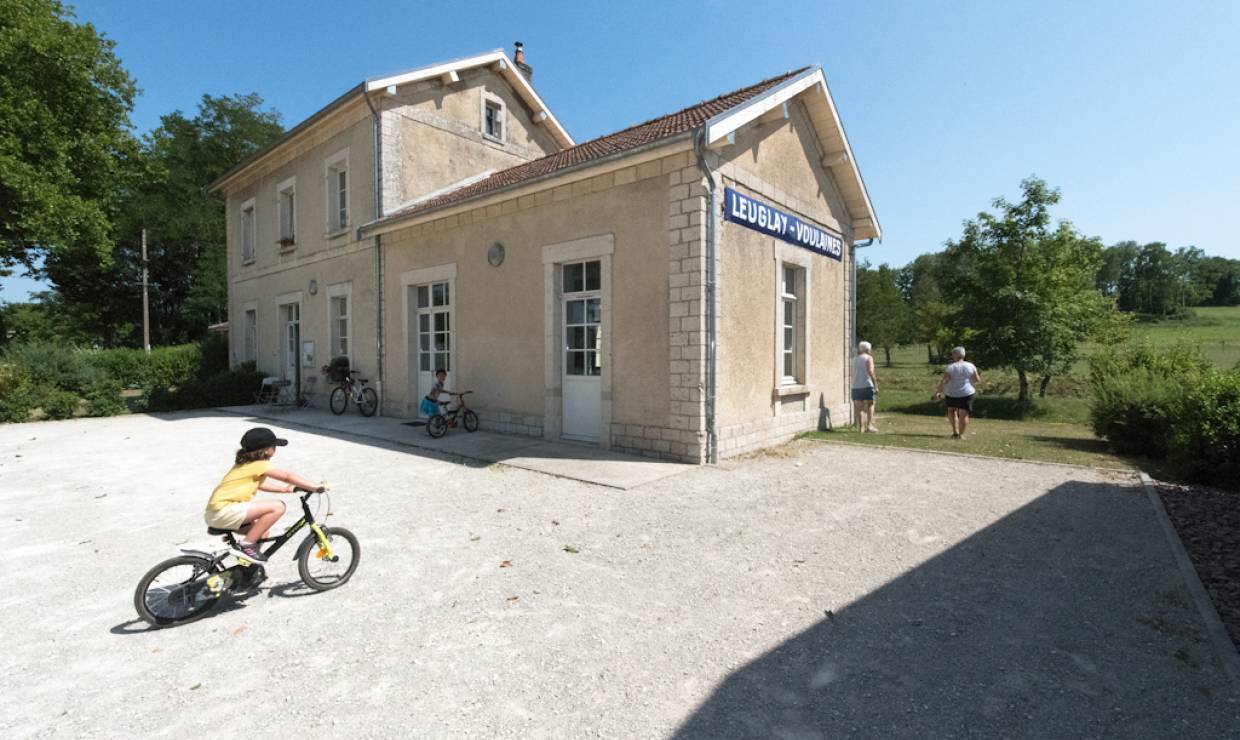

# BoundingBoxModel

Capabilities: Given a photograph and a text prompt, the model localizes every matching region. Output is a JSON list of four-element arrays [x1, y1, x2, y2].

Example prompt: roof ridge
[[371, 66, 813, 224]]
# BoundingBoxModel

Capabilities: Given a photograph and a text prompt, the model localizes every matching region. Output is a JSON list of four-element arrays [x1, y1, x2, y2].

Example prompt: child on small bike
[[419, 368, 454, 418], [204, 427, 322, 562]]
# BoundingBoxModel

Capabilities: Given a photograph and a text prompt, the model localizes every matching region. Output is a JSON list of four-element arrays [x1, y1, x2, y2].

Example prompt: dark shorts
[[945, 394, 974, 412], [851, 387, 876, 401]]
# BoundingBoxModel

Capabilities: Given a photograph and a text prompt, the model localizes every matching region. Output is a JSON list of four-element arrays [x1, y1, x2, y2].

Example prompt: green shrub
[[0, 381, 37, 423], [85, 378, 127, 417], [1169, 369, 1240, 485], [147, 369, 266, 412], [1089, 343, 1212, 458], [198, 332, 230, 377], [1, 342, 100, 392], [36, 386, 81, 420], [89, 343, 201, 390]]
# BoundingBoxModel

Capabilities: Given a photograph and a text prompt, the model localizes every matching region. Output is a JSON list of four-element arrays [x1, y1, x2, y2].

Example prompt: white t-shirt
[[944, 361, 977, 397], [851, 355, 875, 389]]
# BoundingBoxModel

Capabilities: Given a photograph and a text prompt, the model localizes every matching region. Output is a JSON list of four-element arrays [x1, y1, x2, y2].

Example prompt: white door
[[280, 302, 301, 393], [562, 260, 602, 442], [414, 281, 452, 417]]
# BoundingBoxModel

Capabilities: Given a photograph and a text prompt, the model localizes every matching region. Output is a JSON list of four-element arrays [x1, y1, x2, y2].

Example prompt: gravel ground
[[1, 412, 1237, 739], [1159, 483, 1240, 650]]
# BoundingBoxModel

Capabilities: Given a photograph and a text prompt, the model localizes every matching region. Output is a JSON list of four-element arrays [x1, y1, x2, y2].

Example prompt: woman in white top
[[933, 346, 981, 439], [851, 341, 879, 433]]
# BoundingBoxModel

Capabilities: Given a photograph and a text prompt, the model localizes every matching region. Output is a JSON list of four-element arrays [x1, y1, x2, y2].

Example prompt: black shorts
[[851, 387, 875, 401], [945, 394, 974, 412]]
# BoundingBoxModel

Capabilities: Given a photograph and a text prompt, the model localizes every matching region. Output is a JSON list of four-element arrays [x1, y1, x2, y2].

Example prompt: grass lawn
[[1126, 305, 1240, 369]]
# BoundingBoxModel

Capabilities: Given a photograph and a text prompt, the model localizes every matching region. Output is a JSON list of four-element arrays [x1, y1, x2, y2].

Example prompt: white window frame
[[241, 301, 258, 365], [771, 243, 812, 391], [239, 197, 256, 264], [327, 281, 352, 364], [324, 149, 349, 235], [780, 264, 800, 384], [481, 92, 506, 144], [276, 176, 297, 248]]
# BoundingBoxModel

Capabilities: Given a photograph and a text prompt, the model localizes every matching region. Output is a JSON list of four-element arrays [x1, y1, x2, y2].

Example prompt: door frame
[[400, 263, 457, 417], [542, 234, 613, 447], [274, 291, 303, 396]]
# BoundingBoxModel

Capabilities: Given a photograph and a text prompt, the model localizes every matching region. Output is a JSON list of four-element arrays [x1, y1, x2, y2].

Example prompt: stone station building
[[211, 46, 881, 463]]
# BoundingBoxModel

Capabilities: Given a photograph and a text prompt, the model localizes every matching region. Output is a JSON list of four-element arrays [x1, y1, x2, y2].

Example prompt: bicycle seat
[[206, 527, 235, 536]]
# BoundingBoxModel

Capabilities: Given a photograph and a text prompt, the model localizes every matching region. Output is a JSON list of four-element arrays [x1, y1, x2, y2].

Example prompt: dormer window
[[482, 95, 505, 142]]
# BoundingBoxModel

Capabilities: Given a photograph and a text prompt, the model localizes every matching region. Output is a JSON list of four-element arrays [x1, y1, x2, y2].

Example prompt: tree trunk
[[1039, 374, 1051, 398], [927, 344, 933, 363], [884, 345, 893, 367], [1018, 369, 1030, 401]]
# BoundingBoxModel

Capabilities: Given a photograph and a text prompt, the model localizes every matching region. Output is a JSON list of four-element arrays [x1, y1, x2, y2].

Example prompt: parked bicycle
[[427, 391, 479, 438], [329, 370, 378, 417], [133, 487, 359, 628]]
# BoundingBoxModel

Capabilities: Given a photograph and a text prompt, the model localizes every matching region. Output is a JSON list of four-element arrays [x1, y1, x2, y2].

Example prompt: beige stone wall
[[711, 108, 856, 457], [225, 111, 379, 393], [381, 68, 562, 212], [379, 152, 687, 446]]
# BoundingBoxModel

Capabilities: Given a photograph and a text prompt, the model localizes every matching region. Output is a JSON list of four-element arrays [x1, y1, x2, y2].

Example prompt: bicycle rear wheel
[[427, 414, 448, 438], [296, 527, 360, 591], [134, 555, 225, 628], [358, 387, 378, 417], [329, 387, 348, 415]]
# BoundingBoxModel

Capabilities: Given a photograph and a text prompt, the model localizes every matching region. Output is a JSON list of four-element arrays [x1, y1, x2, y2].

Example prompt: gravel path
[[1, 412, 1237, 738]]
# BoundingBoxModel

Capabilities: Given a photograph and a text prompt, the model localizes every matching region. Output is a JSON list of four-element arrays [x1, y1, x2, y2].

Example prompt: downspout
[[693, 130, 718, 464], [364, 91, 385, 415], [849, 238, 875, 410]]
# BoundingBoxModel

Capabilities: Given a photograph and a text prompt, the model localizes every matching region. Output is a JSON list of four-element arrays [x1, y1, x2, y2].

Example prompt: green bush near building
[[1090, 342, 1239, 485], [0, 334, 264, 423]]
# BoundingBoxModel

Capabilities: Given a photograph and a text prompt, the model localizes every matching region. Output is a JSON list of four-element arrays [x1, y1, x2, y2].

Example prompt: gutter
[[693, 130, 719, 465], [849, 238, 875, 402], [364, 91, 386, 415]]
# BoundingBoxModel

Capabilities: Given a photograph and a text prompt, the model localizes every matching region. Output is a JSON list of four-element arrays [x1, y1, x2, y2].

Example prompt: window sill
[[481, 133, 506, 146], [277, 241, 296, 254], [325, 227, 349, 241], [241, 258, 256, 266], [773, 383, 809, 398]]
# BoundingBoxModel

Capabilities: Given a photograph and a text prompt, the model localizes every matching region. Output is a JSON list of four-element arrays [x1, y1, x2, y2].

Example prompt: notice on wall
[[723, 187, 843, 261]]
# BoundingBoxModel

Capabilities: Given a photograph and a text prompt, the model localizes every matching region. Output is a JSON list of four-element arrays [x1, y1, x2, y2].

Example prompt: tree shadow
[[672, 479, 1238, 738]]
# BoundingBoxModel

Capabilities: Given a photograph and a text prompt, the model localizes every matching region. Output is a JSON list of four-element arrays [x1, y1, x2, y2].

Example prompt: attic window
[[483, 96, 505, 142]]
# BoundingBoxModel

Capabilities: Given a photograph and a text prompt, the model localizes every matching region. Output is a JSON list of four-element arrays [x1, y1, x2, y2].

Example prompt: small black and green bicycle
[[133, 487, 359, 628]]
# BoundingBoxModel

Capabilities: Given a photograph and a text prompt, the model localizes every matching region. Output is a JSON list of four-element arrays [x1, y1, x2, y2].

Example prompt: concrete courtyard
[[1, 411, 1237, 738]]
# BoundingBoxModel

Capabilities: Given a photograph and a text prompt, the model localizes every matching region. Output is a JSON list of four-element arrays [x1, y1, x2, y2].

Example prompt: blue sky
[[3, 0, 1238, 301]]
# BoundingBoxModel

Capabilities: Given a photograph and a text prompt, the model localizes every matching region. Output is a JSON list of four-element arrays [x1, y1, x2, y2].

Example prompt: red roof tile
[[370, 67, 810, 227]]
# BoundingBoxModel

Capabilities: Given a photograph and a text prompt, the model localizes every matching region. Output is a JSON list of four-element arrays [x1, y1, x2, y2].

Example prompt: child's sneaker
[[232, 541, 267, 563]]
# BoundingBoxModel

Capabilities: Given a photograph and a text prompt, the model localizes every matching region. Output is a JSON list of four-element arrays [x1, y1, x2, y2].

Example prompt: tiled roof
[[370, 67, 810, 227]]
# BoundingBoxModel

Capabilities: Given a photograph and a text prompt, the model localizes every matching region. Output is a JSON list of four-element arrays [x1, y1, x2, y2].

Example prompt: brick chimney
[[513, 41, 533, 80]]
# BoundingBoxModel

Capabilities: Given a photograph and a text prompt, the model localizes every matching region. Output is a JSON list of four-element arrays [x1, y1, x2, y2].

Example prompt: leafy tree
[[898, 252, 954, 363], [940, 177, 1119, 400], [856, 261, 912, 366], [0, 291, 96, 346], [0, 0, 138, 272], [42, 94, 282, 345]]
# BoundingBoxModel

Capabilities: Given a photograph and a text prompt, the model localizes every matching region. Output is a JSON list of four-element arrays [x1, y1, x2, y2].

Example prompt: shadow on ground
[[673, 480, 1239, 738]]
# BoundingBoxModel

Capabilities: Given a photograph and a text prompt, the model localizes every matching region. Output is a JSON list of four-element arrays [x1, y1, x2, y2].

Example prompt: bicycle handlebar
[[450, 391, 473, 396], [294, 486, 327, 495]]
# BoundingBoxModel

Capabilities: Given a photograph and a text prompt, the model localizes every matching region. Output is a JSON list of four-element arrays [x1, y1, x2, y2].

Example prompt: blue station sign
[[723, 187, 843, 261]]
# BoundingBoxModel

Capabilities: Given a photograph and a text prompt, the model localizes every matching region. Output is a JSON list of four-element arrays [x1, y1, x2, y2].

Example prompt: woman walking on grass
[[852, 341, 879, 432], [933, 346, 981, 439]]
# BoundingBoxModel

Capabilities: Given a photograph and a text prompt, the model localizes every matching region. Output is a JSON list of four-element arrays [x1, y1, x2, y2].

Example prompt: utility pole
[[142, 227, 151, 353]]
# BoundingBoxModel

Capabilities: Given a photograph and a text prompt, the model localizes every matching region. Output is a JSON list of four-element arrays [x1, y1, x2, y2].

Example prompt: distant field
[[1125, 306, 1240, 369]]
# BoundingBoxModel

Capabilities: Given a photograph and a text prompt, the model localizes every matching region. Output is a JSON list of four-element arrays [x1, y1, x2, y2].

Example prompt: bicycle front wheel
[[357, 387, 378, 417], [463, 409, 479, 432], [134, 555, 225, 628], [296, 527, 360, 591], [329, 387, 348, 414]]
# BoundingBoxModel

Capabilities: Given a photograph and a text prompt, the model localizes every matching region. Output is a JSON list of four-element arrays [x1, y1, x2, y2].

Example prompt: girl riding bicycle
[[419, 368, 454, 418], [204, 427, 322, 562]]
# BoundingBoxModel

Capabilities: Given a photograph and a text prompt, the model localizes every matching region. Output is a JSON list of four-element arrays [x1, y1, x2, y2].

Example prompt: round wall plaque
[[487, 242, 505, 267], [308, 279, 319, 296]]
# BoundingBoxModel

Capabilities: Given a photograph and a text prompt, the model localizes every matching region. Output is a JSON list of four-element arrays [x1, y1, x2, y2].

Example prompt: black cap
[[240, 427, 288, 452]]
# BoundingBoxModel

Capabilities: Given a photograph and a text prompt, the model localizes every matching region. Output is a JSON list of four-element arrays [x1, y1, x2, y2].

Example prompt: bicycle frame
[[209, 491, 337, 568]]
